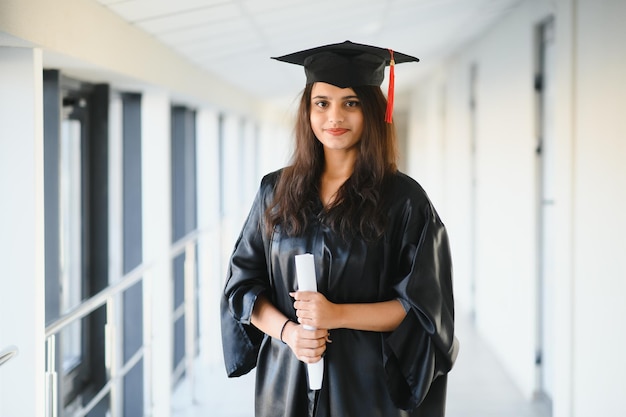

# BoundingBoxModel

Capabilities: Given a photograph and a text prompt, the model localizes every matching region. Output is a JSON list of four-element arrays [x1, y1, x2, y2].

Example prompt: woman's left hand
[[290, 291, 341, 330]]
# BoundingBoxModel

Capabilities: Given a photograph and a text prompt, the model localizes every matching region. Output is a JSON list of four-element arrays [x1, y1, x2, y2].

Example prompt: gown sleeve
[[382, 190, 460, 411], [220, 174, 275, 377]]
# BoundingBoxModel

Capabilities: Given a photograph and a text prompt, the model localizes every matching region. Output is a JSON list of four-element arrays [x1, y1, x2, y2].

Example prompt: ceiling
[[95, 0, 522, 100]]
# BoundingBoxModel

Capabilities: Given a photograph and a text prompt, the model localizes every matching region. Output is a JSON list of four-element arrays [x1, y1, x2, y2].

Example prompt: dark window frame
[[43, 70, 110, 412], [170, 105, 198, 384]]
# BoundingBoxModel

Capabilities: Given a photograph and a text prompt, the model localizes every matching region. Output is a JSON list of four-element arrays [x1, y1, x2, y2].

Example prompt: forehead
[[311, 82, 357, 97]]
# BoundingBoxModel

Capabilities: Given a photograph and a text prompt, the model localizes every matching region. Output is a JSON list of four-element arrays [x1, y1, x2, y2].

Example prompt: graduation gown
[[221, 170, 459, 417]]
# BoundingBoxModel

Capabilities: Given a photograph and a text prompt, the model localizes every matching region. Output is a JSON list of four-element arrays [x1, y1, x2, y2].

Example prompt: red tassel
[[385, 49, 395, 124]]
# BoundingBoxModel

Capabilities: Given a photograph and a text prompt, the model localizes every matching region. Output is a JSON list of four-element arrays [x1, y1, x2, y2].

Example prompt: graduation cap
[[272, 40, 419, 123]]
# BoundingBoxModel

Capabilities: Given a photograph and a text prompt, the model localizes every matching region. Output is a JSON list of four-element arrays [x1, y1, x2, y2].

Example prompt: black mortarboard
[[272, 40, 419, 122]]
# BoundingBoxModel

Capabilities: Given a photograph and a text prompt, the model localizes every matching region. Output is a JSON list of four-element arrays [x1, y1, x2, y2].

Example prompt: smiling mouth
[[326, 128, 349, 135]]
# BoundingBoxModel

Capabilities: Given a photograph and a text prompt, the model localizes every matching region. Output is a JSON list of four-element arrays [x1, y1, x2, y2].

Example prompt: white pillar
[[141, 91, 173, 417], [0, 46, 45, 417], [220, 114, 242, 272], [257, 120, 292, 180], [195, 108, 222, 367], [240, 119, 258, 210]]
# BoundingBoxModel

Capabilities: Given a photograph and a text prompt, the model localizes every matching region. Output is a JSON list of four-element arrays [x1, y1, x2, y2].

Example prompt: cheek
[[353, 113, 364, 136], [310, 113, 323, 137]]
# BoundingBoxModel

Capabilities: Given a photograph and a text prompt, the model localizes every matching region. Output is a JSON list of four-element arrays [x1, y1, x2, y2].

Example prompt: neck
[[322, 148, 356, 179], [319, 149, 356, 207]]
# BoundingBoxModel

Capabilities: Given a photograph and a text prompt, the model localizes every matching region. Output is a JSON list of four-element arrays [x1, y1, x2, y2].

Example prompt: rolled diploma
[[294, 253, 324, 390]]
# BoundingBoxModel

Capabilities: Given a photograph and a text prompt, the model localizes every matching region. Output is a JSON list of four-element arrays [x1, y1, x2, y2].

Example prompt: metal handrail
[[44, 228, 203, 417], [45, 261, 150, 338], [0, 345, 18, 367], [45, 229, 201, 337]]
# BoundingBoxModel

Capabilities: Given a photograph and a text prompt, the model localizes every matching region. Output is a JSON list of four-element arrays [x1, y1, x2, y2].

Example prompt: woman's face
[[309, 82, 364, 154]]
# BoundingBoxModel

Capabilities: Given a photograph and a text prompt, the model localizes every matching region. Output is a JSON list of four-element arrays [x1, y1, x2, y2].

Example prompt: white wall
[[406, 75, 447, 211], [572, 1, 626, 415], [470, 3, 538, 398], [255, 97, 296, 181], [408, 2, 539, 398], [0, 47, 45, 417], [406, 0, 626, 416]]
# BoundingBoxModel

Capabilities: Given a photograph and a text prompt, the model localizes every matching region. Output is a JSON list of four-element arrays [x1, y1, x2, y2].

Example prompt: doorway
[[535, 16, 556, 411]]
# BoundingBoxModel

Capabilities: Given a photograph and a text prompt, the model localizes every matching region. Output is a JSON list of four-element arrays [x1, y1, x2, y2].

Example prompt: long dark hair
[[266, 83, 398, 240]]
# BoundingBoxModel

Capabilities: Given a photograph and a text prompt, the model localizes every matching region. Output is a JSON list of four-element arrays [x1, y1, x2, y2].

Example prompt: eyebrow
[[311, 95, 360, 100]]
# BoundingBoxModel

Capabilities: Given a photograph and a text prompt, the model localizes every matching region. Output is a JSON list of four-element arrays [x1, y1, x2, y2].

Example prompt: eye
[[345, 100, 361, 108], [314, 100, 328, 108]]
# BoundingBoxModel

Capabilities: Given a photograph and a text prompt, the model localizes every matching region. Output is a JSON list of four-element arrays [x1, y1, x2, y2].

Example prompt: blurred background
[[1, 0, 625, 416]]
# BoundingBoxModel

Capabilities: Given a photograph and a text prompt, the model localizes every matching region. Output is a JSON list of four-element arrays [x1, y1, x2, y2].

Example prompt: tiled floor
[[172, 315, 551, 417]]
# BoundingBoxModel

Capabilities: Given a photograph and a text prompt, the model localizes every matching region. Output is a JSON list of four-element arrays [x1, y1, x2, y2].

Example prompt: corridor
[[171, 314, 551, 417], [3, 1, 626, 416]]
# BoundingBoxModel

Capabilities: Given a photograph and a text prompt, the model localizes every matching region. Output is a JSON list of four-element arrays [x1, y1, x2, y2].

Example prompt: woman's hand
[[290, 291, 341, 330], [282, 321, 330, 364], [250, 293, 332, 364], [290, 291, 408, 333]]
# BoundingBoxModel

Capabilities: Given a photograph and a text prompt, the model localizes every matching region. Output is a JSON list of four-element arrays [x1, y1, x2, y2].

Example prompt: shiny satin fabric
[[221, 170, 459, 417]]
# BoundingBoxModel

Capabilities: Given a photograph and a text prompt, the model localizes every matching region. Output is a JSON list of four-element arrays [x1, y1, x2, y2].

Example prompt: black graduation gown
[[221, 170, 459, 417]]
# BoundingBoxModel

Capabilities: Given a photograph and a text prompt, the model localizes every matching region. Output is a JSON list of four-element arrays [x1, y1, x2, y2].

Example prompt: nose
[[328, 105, 344, 124]]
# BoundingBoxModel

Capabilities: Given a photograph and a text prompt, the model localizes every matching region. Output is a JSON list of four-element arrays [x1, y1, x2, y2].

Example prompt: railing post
[[184, 241, 197, 404], [143, 270, 154, 416], [105, 296, 121, 417], [45, 336, 58, 417], [42, 231, 201, 417]]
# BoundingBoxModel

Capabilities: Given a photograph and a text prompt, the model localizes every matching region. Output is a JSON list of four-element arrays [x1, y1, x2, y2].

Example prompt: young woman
[[221, 41, 459, 417]]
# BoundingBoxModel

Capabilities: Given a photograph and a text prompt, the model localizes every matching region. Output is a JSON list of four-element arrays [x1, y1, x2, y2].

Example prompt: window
[[170, 105, 198, 384], [59, 116, 83, 374], [44, 71, 110, 415]]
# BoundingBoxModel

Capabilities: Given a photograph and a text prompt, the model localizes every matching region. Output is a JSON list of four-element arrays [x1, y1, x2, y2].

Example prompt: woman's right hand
[[282, 321, 330, 364]]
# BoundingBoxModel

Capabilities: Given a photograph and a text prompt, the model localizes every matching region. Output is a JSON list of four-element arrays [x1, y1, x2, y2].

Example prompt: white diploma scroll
[[294, 253, 324, 390]]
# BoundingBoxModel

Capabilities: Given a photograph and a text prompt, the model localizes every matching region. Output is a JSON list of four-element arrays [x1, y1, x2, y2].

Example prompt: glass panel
[[173, 253, 185, 309], [123, 360, 144, 417], [59, 118, 83, 373], [123, 281, 143, 362], [173, 315, 185, 371], [84, 392, 110, 417]]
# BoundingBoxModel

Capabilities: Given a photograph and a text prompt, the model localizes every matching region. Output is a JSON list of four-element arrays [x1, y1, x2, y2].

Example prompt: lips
[[325, 128, 349, 136]]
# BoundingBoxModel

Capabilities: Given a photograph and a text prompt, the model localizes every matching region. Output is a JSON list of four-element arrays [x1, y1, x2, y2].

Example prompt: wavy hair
[[266, 83, 398, 240]]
